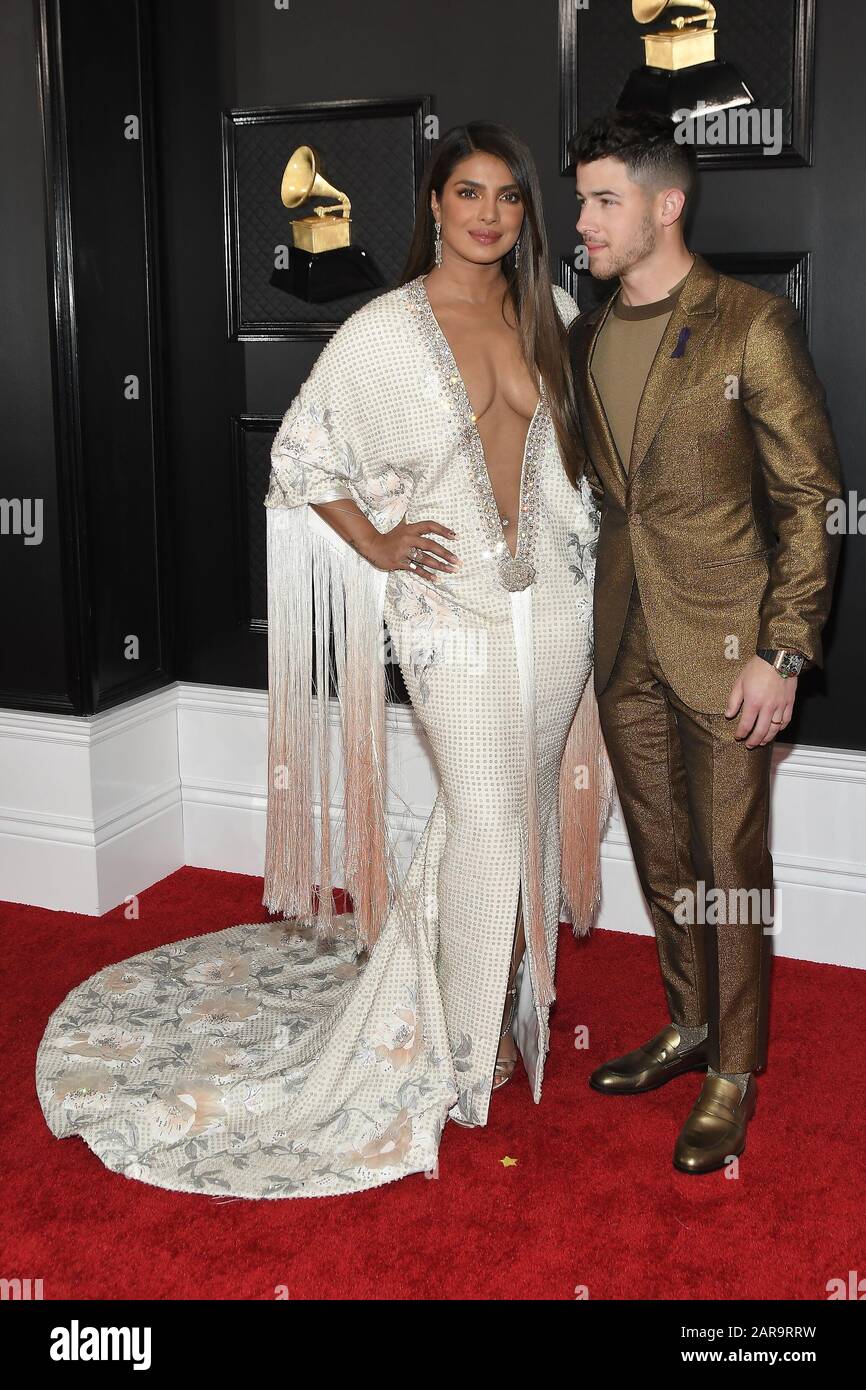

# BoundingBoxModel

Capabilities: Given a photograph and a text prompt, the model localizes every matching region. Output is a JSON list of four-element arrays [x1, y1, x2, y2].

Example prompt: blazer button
[[631, 512, 643, 525]]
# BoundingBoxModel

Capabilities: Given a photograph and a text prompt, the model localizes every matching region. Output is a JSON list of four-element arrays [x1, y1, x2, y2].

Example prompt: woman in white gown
[[35, 122, 612, 1198]]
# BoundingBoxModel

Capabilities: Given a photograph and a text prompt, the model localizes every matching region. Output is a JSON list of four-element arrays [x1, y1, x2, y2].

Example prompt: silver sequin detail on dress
[[404, 276, 548, 592]]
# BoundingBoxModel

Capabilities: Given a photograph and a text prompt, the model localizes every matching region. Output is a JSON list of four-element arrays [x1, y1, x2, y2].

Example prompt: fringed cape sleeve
[[262, 309, 411, 950]]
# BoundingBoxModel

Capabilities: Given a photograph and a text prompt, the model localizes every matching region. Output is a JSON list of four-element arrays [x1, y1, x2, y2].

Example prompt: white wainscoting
[[0, 688, 183, 917], [1, 682, 863, 968]]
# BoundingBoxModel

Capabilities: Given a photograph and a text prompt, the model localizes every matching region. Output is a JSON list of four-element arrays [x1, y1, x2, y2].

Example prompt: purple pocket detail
[[671, 326, 691, 358]]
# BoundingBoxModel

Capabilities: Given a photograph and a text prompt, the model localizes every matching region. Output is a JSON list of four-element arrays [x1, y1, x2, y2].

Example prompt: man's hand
[[725, 656, 797, 748]]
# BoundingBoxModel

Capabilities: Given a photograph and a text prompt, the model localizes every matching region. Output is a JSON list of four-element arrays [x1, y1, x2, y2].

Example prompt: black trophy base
[[617, 59, 756, 120], [270, 244, 384, 303]]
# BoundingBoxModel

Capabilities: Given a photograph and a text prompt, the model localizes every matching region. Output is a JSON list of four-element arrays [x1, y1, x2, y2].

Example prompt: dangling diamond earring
[[434, 220, 443, 268], [514, 235, 522, 268]]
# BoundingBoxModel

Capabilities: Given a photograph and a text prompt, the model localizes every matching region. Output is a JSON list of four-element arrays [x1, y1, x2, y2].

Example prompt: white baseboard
[[0, 689, 184, 916], [1, 682, 863, 968]]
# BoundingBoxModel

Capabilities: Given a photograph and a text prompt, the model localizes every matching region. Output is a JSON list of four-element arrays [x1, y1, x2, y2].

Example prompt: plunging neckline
[[415, 274, 545, 575]]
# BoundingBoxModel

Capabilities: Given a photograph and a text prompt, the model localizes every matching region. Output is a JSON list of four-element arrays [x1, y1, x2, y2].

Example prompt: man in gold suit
[[566, 109, 842, 1173]]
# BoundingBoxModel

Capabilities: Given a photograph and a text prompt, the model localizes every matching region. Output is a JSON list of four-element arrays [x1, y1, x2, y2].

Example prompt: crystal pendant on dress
[[498, 555, 536, 591]]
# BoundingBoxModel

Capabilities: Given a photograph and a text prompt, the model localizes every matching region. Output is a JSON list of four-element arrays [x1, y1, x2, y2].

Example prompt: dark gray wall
[[5, 0, 864, 750]]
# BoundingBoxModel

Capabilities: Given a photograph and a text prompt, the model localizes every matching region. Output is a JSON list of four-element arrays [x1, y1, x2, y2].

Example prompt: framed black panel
[[20, 0, 174, 715], [558, 249, 812, 335], [222, 97, 431, 341], [558, 0, 816, 172], [700, 250, 811, 335]]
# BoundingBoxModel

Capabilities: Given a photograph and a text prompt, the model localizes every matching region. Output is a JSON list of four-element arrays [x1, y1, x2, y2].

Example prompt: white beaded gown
[[35, 276, 612, 1199]]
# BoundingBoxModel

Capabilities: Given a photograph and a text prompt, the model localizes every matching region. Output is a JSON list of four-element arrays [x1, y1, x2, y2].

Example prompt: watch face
[[779, 652, 805, 676]]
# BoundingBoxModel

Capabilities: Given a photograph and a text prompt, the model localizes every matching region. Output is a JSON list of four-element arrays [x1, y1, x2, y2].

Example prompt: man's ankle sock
[[709, 1065, 750, 1099], [671, 1020, 707, 1050]]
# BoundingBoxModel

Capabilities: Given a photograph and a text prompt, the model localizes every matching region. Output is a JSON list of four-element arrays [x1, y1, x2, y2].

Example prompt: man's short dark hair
[[569, 109, 698, 207]]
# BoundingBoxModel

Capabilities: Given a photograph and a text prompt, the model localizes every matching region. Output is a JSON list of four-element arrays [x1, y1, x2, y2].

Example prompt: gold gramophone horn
[[280, 145, 351, 218], [633, 0, 669, 19], [633, 0, 716, 24]]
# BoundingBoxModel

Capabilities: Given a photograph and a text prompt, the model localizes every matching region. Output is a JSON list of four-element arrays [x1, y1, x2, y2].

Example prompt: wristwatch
[[757, 648, 806, 679]]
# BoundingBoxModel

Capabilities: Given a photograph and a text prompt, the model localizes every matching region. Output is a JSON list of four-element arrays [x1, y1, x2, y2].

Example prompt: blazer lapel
[[571, 290, 627, 500], [627, 253, 720, 480]]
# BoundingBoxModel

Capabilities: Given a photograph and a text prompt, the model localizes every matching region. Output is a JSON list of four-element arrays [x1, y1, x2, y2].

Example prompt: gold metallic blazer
[[567, 253, 843, 713]]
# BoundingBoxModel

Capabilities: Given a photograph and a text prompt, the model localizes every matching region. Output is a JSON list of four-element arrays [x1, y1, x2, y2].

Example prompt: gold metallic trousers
[[597, 584, 773, 1073]]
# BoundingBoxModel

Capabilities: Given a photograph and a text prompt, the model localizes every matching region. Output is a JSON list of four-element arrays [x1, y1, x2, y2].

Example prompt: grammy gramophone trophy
[[269, 143, 383, 303], [618, 0, 756, 118]]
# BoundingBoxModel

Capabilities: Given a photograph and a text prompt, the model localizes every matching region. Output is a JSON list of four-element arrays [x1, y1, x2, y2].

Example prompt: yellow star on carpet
[[500, 1155, 518, 1167]]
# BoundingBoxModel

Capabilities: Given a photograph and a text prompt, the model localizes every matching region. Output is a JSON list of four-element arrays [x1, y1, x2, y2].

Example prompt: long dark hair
[[400, 121, 583, 489]]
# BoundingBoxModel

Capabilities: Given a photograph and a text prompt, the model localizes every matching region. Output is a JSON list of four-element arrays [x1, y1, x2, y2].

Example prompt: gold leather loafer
[[588, 1025, 708, 1095], [673, 1073, 757, 1174]]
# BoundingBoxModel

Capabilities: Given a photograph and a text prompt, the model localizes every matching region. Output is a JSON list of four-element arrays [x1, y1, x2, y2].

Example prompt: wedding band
[[408, 560, 417, 570]]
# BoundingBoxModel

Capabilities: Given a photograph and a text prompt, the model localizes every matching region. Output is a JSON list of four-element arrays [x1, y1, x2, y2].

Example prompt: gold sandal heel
[[492, 983, 518, 1091]]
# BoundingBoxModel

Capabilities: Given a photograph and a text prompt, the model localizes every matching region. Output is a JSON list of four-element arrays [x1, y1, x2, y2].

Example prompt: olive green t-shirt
[[590, 263, 693, 473]]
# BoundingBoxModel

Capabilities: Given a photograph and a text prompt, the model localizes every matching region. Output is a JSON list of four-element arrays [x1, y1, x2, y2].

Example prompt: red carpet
[[4, 867, 864, 1300]]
